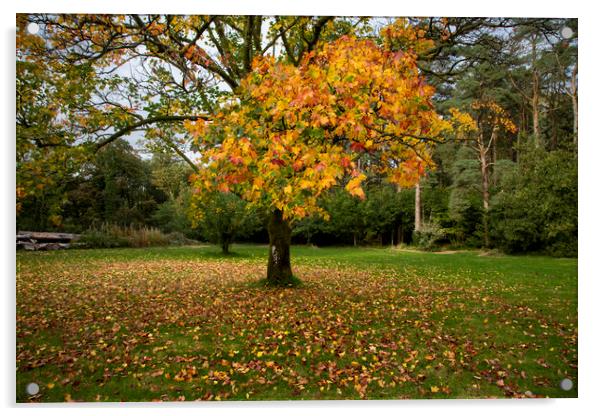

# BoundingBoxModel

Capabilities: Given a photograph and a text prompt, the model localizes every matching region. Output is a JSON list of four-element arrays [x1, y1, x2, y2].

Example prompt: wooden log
[[16, 231, 79, 250], [17, 231, 80, 243]]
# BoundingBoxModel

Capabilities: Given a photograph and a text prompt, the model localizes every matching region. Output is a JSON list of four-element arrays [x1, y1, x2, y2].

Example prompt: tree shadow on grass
[[247, 275, 304, 289], [198, 250, 256, 260]]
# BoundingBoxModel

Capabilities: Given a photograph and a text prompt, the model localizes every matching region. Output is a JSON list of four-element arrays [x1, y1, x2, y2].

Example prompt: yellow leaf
[[299, 179, 313, 190]]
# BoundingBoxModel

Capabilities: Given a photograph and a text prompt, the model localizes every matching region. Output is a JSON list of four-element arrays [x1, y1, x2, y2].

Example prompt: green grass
[[16, 244, 577, 402]]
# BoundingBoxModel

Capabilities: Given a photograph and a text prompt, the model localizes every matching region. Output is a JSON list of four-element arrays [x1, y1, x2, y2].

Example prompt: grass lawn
[[16, 244, 577, 402]]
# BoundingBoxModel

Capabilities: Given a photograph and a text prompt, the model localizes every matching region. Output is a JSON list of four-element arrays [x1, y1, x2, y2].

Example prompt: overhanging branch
[[93, 114, 210, 151]]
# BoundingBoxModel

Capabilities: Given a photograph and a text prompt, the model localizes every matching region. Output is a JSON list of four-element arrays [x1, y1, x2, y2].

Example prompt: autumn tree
[[187, 34, 458, 285], [16, 14, 374, 223], [450, 102, 517, 247]]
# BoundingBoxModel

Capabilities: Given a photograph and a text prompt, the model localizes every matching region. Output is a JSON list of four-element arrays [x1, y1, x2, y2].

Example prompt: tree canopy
[[187, 33, 461, 222]]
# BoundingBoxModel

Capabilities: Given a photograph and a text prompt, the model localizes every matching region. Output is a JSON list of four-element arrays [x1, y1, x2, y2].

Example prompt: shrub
[[413, 222, 446, 251], [80, 223, 177, 248]]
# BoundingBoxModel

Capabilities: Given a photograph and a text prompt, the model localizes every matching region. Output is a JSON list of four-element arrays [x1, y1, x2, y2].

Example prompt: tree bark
[[570, 62, 578, 147], [267, 209, 294, 285], [221, 240, 230, 255], [414, 182, 422, 233], [478, 134, 491, 248], [531, 35, 541, 147], [532, 70, 541, 147]]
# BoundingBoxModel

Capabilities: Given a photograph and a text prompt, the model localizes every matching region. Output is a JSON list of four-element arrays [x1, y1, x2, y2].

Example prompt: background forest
[[16, 17, 577, 257]]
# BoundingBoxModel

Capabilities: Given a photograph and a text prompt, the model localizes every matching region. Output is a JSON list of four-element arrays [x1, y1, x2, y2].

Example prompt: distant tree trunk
[[267, 209, 294, 285], [570, 62, 578, 147], [550, 86, 559, 151], [221, 240, 230, 254], [492, 132, 498, 187], [220, 233, 232, 254], [532, 70, 541, 147], [531, 35, 541, 147], [353, 233, 357, 247], [477, 129, 494, 248], [414, 182, 421, 233]]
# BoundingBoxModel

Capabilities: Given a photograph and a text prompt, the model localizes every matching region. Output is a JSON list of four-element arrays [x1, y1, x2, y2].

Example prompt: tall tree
[[450, 102, 516, 247], [188, 33, 467, 284]]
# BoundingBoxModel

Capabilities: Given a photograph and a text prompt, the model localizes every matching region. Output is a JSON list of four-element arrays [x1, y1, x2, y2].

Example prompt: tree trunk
[[414, 182, 421, 233], [220, 232, 233, 254], [532, 71, 540, 147], [571, 93, 578, 146], [479, 140, 491, 248], [267, 209, 294, 285], [571, 62, 578, 147], [221, 240, 230, 254], [531, 35, 541, 148]]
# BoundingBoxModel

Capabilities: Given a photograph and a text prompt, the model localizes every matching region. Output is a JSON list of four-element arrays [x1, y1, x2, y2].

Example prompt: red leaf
[[350, 142, 365, 152], [229, 156, 243, 165], [271, 158, 286, 167]]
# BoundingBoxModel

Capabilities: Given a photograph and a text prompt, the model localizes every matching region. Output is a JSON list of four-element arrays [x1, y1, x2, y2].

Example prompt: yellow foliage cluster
[[471, 100, 518, 134], [187, 32, 453, 221]]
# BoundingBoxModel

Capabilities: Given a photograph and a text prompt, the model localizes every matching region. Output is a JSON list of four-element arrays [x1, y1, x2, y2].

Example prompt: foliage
[[413, 221, 447, 251], [190, 191, 263, 253], [490, 145, 577, 256], [151, 197, 193, 236], [446, 148, 484, 245], [187, 34, 460, 223], [292, 185, 414, 246], [17, 140, 160, 232]]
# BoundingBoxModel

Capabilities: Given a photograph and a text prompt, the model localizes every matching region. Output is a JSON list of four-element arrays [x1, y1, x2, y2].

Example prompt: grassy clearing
[[16, 244, 577, 402]]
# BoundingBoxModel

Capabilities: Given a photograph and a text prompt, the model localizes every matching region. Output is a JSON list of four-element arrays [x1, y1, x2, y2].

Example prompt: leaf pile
[[16, 248, 577, 402]]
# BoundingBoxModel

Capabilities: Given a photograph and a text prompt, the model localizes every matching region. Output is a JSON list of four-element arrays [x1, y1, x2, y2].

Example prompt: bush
[[165, 231, 194, 246], [80, 224, 177, 248], [413, 222, 446, 251]]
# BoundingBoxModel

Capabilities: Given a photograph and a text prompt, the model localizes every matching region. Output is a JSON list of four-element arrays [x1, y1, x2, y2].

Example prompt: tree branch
[[93, 114, 209, 151], [305, 16, 334, 54], [159, 135, 200, 173]]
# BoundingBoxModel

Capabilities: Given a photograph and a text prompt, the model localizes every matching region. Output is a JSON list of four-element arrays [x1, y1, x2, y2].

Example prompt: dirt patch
[[478, 250, 504, 257]]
